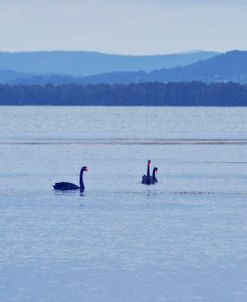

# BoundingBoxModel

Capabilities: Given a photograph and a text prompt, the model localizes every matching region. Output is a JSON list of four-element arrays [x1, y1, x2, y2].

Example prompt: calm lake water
[[1, 106, 247, 302]]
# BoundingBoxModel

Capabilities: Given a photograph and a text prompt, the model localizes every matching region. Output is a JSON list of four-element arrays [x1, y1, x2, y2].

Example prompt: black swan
[[142, 160, 152, 185], [53, 166, 88, 193], [152, 167, 158, 183]]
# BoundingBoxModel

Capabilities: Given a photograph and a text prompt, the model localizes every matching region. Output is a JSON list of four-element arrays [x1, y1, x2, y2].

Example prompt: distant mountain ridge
[[0, 50, 218, 76], [80, 51, 247, 84], [1, 50, 247, 85]]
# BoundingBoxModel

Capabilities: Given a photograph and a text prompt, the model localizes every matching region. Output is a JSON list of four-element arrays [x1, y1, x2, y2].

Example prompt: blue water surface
[[0, 107, 247, 302]]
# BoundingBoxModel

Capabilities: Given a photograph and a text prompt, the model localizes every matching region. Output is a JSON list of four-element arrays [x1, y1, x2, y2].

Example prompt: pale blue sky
[[0, 0, 246, 54]]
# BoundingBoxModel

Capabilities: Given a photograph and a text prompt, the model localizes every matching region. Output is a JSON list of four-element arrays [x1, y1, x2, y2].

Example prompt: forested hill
[[1, 82, 247, 106]]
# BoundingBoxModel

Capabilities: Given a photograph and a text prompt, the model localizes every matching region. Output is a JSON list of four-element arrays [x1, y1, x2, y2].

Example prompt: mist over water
[[1, 107, 247, 301]]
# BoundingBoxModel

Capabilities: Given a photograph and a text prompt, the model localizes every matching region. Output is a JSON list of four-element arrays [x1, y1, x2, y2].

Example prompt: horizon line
[[0, 49, 231, 57]]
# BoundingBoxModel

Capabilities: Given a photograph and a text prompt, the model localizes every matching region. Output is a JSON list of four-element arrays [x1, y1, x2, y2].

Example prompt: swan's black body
[[142, 161, 158, 185], [53, 182, 80, 190], [53, 166, 88, 192]]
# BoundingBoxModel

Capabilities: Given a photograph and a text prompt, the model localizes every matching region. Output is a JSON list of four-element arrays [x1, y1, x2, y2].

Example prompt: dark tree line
[[0, 81, 247, 106]]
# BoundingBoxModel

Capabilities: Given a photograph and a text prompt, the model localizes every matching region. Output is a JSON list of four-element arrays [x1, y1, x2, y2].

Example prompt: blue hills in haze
[[1, 50, 247, 85], [79, 51, 247, 84], [2, 50, 247, 106], [0, 50, 218, 76]]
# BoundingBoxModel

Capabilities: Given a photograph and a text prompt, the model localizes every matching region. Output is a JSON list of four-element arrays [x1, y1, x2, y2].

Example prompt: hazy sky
[[0, 0, 246, 54]]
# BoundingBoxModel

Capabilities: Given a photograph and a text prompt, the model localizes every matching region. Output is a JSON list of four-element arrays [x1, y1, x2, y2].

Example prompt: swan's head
[[153, 167, 158, 173], [148, 160, 151, 166], [82, 166, 88, 172]]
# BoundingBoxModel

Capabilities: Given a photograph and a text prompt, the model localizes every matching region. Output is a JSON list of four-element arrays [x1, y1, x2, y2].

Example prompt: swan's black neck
[[147, 163, 150, 177], [146, 161, 151, 184], [79, 168, 85, 192], [152, 169, 156, 178]]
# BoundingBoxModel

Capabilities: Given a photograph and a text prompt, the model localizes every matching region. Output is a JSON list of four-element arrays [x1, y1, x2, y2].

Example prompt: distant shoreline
[[1, 105, 247, 107], [0, 82, 247, 106]]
